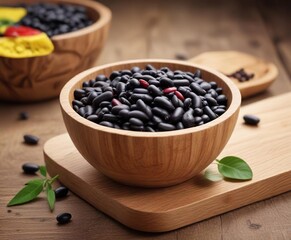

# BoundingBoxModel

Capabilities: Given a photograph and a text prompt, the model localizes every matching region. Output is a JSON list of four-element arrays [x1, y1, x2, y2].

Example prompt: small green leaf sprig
[[7, 166, 58, 211], [204, 156, 253, 181]]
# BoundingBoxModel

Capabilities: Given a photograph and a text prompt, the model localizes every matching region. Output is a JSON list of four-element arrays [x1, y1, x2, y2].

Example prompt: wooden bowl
[[60, 59, 241, 187], [0, 0, 111, 102]]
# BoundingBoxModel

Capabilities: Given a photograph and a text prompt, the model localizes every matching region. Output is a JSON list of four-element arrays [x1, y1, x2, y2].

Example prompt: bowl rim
[[60, 59, 241, 138], [41, 0, 111, 41]]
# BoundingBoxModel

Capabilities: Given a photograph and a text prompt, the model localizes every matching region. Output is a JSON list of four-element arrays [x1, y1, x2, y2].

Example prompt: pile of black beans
[[72, 65, 228, 132], [16, 3, 93, 37]]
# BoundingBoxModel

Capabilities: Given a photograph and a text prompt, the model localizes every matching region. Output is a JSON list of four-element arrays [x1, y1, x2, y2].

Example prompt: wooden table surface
[[1, 0, 291, 239]]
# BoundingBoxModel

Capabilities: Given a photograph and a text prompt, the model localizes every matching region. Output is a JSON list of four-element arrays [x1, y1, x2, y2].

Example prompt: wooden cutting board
[[188, 51, 278, 98], [44, 92, 291, 233]]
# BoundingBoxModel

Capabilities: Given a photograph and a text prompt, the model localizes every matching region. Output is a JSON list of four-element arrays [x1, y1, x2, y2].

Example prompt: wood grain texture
[[59, 59, 241, 187], [189, 51, 278, 98], [0, 0, 111, 102], [1, 0, 291, 239], [45, 92, 291, 232]]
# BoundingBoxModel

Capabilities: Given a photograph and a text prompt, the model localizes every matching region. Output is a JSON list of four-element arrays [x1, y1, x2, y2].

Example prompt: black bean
[[119, 109, 130, 119], [99, 101, 111, 108], [152, 115, 163, 124], [130, 104, 138, 111], [99, 121, 114, 127], [23, 134, 39, 145], [152, 107, 170, 120], [148, 85, 162, 96], [102, 114, 119, 122], [205, 97, 218, 106], [176, 122, 184, 130], [116, 82, 126, 93], [136, 99, 153, 118], [160, 77, 174, 87], [87, 115, 98, 122], [154, 97, 175, 111], [131, 66, 140, 73], [190, 83, 206, 95], [216, 95, 227, 105], [170, 107, 185, 123], [130, 94, 153, 103], [178, 86, 189, 96], [92, 91, 113, 108], [19, 112, 29, 120], [214, 108, 226, 115], [119, 97, 131, 106], [22, 163, 39, 174], [192, 93, 203, 108], [216, 87, 223, 94], [78, 107, 86, 117], [129, 118, 144, 126], [173, 79, 190, 87], [122, 122, 130, 130], [243, 114, 260, 126], [194, 116, 202, 124], [111, 105, 130, 115], [148, 79, 160, 87], [84, 105, 94, 117], [204, 106, 218, 120], [194, 108, 203, 116], [74, 89, 86, 100], [200, 82, 212, 91], [146, 64, 156, 71], [208, 89, 218, 98], [133, 88, 149, 94], [158, 123, 176, 131], [202, 114, 210, 123], [145, 126, 155, 132], [95, 74, 107, 82], [182, 109, 195, 128], [130, 125, 144, 131], [121, 69, 132, 76], [209, 81, 217, 89], [82, 81, 90, 88], [54, 186, 69, 198], [184, 98, 192, 109], [88, 92, 99, 104], [109, 71, 120, 80], [56, 213, 72, 224], [129, 110, 149, 121], [137, 75, 155, 81], [93, 81, 109, 88]]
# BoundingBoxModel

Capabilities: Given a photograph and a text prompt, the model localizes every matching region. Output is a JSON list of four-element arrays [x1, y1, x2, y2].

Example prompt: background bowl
[[0, 0, 111, 102], [60, 59, 241, 187]]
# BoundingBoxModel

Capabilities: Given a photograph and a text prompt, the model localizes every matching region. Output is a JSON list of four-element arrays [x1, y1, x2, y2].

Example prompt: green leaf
[[46, 184, 55, 211], [7, 181, 44, 206], [204, 169, 223, 182], [25, 179, 45, 186], [217, 156, 253, 180], [39, 166, 47, 177]]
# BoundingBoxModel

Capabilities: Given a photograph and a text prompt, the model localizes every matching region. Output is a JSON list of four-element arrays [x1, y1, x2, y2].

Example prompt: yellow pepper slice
[[0, 7, 27, 22], [0, 33, 54, 58]]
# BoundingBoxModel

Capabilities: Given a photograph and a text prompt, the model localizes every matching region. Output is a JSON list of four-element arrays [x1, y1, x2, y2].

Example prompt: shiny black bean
[[122, 122, 130, 130], [74, 89, 86, 100], [130, 104, 138, 110], [54, 186, 69, 198], [99, 101, 111, 108], [129, 110, 149, 121], [93, 81, 109, 88], [87, 115, 98, 122], [170, 107, 184, 123], [82, 81, 90, 88], [200, 82, 212, 90], [72, 100, 84, 108], [205, 96, 218, 106], [209, 81, 217, 89], [204, 106, 217, 120], [136, 75, 155, 81], [101, 107, 110, 114], [202, 114, 210, 123], [173, 79, 190, 87], [95, 74, 107, 82], [148, 85, 163, 96], [78, 107, 86, 117], [109, 71, 120, 80], [23, 134, 39, 145], [243, 114, 260, 126], [214, 108, 226, 115], [103, 114, 119, 122], [152, 115, 163, 124], [194, 108, 203, 116], [145, 126, 155, 132], [22, 163, 39, 174], [152, 107, 170, 120], [121, 69, 132, 76], [167, 71, 174, 79], [111, 105, 130, 115], [84, 105, 94, 117], [160, 77, 174, 87], [84, 87, 95, 93], [193, 70, 201, 78], [133, 88, 149, 94], [148, 79, 160, 87], [190, 83, 206, 95], [192, 93, 202, 108], [136, 99, 153, 118], [208, 89, 218, 98], [89, 79, 95, 87], [131, 66, 140, 73], [154, 97, 175, 111], [80, 97, 88, 105], [99, 121, 114, 127], [119, 97, 131, 106], [129, 118, 144, 126], [119, 109, 130, 119], [178, 86, 189, 96], [184, 98, 192, 109], [111, 77, 121, 88], [103, 86, 113, 92], [116, 82, 126, 93], [114, 123, 121, 129], [176, 122, 184, 130], [130, 94, 153, 103], [56, 213, 72, 224], [73, 105, 79, 112], [130, 125, 144, 131], [216, 87, 223, 94], [182, 109, 195, 128], [158, 123, 176, 131], [146, 64, 156, 71], [92, 91, 113, 108], [194, 116, 202, 124], [19, 111, 29, 120], [87, 92, 98, 104], [216, 95, 227, 105], [195, 78, 204, 84]]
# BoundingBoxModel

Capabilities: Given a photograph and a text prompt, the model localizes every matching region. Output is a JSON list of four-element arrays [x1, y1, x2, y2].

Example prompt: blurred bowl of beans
[[0, 0, 111, 102], [60, 59, 241, 188]]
